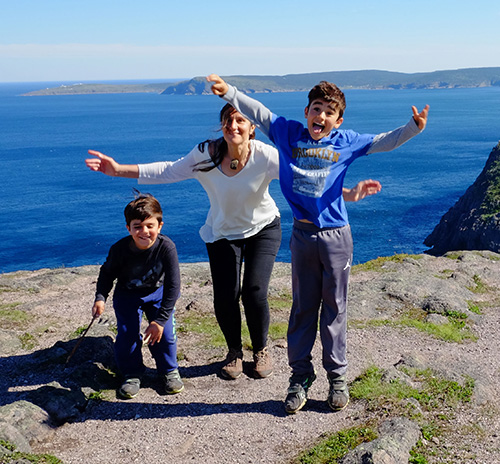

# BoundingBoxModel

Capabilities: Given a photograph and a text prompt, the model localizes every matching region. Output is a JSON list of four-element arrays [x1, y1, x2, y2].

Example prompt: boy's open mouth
[[312, 123, 325, 134]]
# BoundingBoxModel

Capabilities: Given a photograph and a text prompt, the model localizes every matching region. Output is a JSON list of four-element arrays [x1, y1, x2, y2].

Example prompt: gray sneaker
[[327, 374, 349, 411], [163, 369, 184, 394], [118, 377, 141, 399], [284, 372, 317, 414]]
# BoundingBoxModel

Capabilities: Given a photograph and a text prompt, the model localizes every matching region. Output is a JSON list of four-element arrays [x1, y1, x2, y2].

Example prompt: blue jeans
[[113, 286, 178, 378]]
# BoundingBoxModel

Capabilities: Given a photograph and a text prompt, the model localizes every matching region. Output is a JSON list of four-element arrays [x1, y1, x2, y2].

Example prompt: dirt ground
[[2, 260, 500, 463]]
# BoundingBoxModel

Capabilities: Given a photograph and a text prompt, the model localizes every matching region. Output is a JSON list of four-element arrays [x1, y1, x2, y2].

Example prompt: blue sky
[[1, 0, 499, 82]]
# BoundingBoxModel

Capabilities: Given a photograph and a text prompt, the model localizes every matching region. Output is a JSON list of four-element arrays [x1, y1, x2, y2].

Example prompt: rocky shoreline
[[1, 252, 500, 463]]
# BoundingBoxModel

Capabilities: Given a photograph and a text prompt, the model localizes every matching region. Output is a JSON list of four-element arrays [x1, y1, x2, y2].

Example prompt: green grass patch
[[294, 425, 378, 464], [352, 254, 422, 273], [409, 446, 429, 464], [0, 302, 22, 311], [467, 300, 483, 314], [178, 311, 289, 349], [350, 366, 418, 405], [268, 292, 293, 311], [0, 306, 29, 328], [0, 286, 17, 294], [86, 390, 105, 402], [0, 440, 62, 463], [85, 389, 116, 403], [178, 312, 227, 348], [479, 158, 500, 221], [348, 365, 474, 462], [410, 369, 474, 409], [400, 315, 476, 343], [467, 297, 500, 314], [467, 274, 488, 293], [434, 269, 454, 279], [18, 332, 36, 350], [350, 307, 476, 343], [73, 325, 88, 337], [268, 321, 288, 340], [351, 366, 474, 415]]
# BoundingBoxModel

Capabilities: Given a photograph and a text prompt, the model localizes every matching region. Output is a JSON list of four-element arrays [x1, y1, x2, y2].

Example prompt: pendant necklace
[[230, 159, 239, 170]]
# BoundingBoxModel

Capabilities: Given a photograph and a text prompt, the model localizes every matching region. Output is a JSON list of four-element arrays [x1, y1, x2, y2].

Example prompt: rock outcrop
[[425, 141, 500, 255], [1, 254, 500, 463]]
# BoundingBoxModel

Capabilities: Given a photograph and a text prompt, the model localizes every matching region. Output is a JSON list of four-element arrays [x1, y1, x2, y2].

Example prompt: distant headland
[[22, 67, 500, 96]]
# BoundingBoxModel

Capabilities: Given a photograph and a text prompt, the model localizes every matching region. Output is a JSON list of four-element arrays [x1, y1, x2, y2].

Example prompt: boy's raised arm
[[207, 74, 274, 139], [368, 104, 430, 155], [207, 73, 229, 97]]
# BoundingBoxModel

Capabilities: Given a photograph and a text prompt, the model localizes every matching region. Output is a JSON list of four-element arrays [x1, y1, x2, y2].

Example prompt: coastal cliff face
[[425, 141, 500, 255]]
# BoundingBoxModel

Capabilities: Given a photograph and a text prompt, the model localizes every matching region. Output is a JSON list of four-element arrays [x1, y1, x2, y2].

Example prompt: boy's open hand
[[144, 321, 164, 345], [412, 104, 430, 130], [86, 150, 120, 176], [207, 74, 229, 96]]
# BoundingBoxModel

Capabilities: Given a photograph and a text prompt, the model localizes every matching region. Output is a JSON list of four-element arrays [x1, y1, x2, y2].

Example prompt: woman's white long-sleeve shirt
[[138, 139, 280, 243]]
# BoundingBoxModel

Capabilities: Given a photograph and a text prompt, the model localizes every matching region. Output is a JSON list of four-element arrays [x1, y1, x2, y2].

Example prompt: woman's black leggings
[[206, 217, 281, 353]]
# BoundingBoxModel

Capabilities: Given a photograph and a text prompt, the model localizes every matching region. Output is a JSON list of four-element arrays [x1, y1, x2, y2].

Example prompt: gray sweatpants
[[287, 220, 353, 378]]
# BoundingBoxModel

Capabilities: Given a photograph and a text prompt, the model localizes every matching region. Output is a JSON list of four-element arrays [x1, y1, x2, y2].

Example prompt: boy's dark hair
[[124, 192, 163, 225], [193, 103, 255, 172], [307, 81, 346, 118]]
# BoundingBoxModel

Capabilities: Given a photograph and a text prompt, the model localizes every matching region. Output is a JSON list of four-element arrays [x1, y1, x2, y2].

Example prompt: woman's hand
[[85, 150, 139, 178]]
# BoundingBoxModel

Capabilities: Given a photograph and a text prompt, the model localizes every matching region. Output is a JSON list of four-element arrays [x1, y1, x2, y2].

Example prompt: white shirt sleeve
[[138, 147, 202, 184]]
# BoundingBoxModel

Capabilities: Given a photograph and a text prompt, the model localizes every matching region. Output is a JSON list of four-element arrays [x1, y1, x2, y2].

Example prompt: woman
[[86, 103, 380, 380]]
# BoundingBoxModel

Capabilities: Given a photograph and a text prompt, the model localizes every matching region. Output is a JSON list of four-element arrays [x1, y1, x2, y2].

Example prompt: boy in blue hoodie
[[208, 73, 429, 414]]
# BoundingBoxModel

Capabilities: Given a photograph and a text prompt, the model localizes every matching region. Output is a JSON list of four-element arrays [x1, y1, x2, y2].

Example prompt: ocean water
[[1, 82, 499, 274]]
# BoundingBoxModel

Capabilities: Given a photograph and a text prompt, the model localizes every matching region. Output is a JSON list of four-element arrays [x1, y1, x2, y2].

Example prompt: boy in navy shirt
[[92, 193, 183, 399], [208, 73, 429, 413]]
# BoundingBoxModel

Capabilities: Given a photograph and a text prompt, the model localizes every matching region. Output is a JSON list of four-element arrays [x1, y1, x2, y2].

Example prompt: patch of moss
[[467, 274, 489, 294], [295, 365, 474, 463], [18, 332, 37, 350], [0, 440, 62, 463], [350, 366, 474, 462], [294, 425, 378, 464], [352, 254, 422, 273], [268, 292, 293, 310], [0, 306, 29, 329], [350, 307, 476, 343], [268, 321, 288, 340], [479, 158, 500, 221]]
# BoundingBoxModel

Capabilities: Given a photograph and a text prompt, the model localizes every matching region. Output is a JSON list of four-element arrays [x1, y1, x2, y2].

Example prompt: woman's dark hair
[[192, 137, 227, 172], [192, 103, 254, 172]]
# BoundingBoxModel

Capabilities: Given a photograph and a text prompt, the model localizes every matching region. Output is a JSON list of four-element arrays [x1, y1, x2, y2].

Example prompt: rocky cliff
[[425, 141, 500, 255]]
